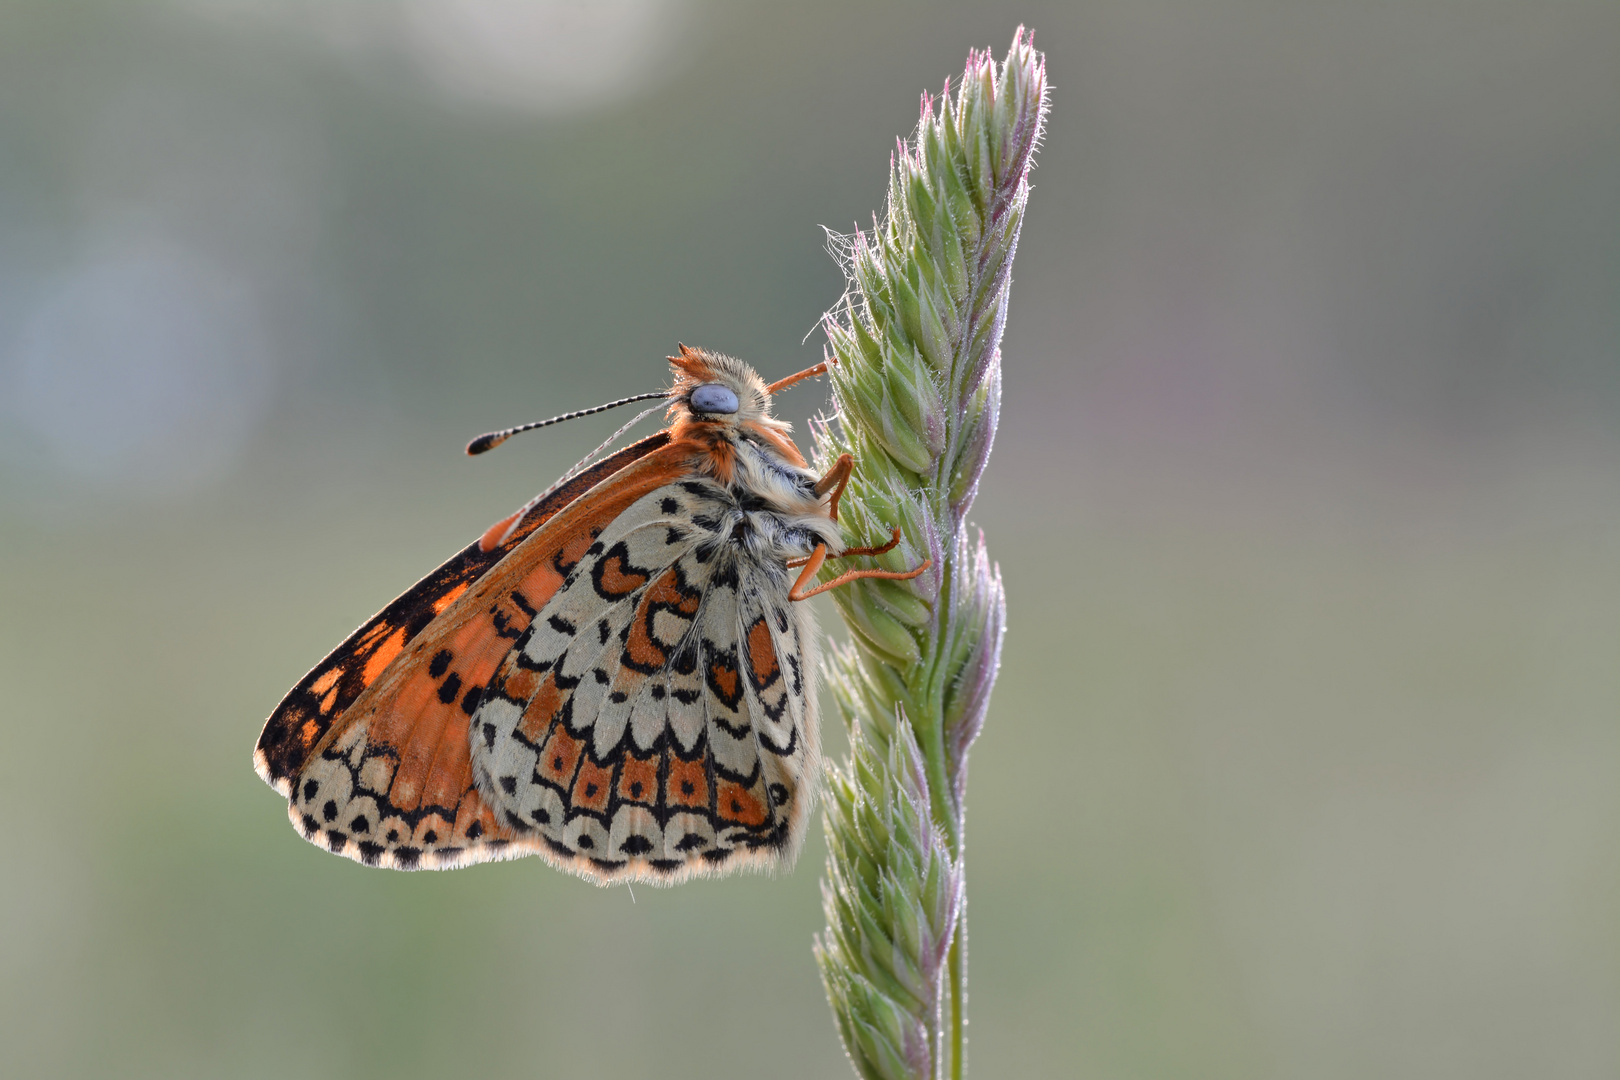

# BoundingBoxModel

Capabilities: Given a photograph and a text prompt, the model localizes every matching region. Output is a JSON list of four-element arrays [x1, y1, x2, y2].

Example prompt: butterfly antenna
[[483, 401, 666, 550], [466, 391, 670, 455]]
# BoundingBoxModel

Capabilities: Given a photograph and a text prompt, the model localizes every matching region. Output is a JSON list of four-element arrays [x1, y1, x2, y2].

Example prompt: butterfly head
[[667, 344, 773, 423], [666, 344, 812, 475]]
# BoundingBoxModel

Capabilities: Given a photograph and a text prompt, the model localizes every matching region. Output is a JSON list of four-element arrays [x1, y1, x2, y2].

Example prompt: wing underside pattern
[[258, 459, 818, 882], [472, 481, 818, 883]]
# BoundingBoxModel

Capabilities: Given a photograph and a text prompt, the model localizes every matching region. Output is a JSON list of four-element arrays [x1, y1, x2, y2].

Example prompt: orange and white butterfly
[[254, 346, 927, 884]]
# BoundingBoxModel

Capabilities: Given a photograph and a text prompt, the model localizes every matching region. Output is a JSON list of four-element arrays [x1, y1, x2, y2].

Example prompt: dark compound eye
[[690, 384, 739, 414]]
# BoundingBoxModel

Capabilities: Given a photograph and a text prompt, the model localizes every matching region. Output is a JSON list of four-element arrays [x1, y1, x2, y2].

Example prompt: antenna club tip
[[467, 433, 507, 456]]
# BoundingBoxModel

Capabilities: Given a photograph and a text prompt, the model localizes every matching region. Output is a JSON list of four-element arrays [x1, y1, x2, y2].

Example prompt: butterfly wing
[[255, 433, 690, 869], [472, 478, 820, 884]]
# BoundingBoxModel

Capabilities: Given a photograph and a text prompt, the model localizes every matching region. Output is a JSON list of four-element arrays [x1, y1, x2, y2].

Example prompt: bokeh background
[[2, 2, 1617, 1077]]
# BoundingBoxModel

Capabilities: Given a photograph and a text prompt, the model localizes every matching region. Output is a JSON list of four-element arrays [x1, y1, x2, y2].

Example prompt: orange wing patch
[[570, 758, 614, 813], [746, 617, 779, 689], [617, 752, 658, 804], [667, 754, 710, 810], [537, 724, 585, 789], [716, 778, 769, 828]]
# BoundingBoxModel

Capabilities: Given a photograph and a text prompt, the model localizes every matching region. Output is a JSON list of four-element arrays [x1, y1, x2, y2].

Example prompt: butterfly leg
[[788, 541, 932, 602], [765, 359, 832, 394], [786, 527, 902, 568], [813, 454, 854, 522], [791, 457, 929, 599], [834, 526, 904, 559]]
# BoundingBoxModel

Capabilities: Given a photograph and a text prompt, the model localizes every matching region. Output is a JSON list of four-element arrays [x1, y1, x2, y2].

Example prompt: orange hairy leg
[[788, 541, 932, 602], [765, 359, 832, 394], [786, 454, 928, 600], [814, 453, 854, 521], [788, 527, 903, 568]]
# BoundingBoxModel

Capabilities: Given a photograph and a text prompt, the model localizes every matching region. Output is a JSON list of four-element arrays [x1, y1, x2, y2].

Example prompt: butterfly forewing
[[254, 434, 670, 799], [258, 435, 688, 870]]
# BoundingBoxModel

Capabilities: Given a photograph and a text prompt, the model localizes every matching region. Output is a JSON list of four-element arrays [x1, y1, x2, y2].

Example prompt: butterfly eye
[[690, 384, 739, 414]]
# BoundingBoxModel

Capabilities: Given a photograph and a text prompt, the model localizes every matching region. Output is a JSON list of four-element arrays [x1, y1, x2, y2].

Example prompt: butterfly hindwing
[[470, 479, 818, 883]]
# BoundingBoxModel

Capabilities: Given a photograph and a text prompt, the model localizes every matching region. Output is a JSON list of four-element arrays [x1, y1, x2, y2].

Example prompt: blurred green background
[[2, 2, 1618, 1077]]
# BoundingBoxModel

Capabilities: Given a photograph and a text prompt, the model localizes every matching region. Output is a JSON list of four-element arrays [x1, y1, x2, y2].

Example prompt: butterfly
[[253, 345, 929, 884]]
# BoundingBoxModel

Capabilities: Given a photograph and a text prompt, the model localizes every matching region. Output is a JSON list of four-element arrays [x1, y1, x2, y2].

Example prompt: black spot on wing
[[491, 606, 524, 640]]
